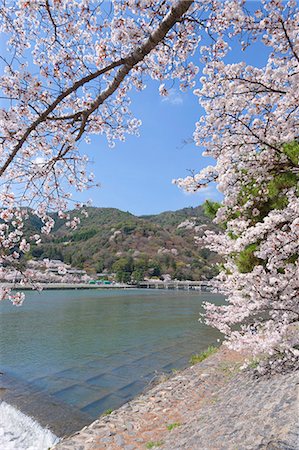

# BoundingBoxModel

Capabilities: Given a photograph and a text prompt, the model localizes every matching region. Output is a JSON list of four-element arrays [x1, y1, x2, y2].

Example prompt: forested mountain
[[28, 206, 219, 281]]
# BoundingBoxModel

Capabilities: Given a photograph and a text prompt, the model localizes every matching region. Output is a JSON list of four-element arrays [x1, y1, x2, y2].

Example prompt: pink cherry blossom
[[0, 0, 298, 367]]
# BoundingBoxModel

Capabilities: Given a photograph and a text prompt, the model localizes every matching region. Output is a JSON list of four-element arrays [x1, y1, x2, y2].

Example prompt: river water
[[0, 289, 224, 446]]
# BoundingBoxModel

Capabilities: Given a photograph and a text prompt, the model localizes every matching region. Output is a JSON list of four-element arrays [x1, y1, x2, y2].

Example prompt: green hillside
[[28, 206, 219, 281]]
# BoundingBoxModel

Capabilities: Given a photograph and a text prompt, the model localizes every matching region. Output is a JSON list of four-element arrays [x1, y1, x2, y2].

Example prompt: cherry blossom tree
[[0, 0, 200, 302], [0, 0, 298, 369], [175, 0, 299, 370]]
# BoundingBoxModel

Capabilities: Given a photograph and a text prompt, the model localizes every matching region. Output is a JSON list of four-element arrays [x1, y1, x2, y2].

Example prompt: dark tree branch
[[0, 0, 194, 176]]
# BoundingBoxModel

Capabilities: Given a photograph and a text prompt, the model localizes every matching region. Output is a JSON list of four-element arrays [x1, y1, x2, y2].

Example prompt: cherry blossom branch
[[0, 0, 194, 177], [0, 58, 126, 177], [279, 18, 299, 64]]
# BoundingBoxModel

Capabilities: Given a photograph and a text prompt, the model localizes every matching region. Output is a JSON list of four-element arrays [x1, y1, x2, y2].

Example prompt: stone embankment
[[53, 348, 299, 450]]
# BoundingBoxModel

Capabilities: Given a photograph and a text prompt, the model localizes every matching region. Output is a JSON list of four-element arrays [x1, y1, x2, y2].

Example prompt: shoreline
[[0, 340, 207, 441], [1, 281, 213, 291], [1, 347, 298, 449], [0, 343, 211, 444], [0, 282, 134, 290], [0, 289, 224, 449], [53, 348, 298, 450]]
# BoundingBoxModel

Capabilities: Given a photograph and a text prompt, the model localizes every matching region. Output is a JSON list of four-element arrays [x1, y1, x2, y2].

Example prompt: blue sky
[[77, 1, 269, 216], [0, 1, 269, 216], [80, 81, 221, 216]]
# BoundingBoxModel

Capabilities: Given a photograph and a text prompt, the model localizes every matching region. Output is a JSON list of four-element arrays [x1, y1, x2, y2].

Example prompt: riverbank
[[0, 282, 132, 290], [1, 281, 212, 291], [0, 289, 226, 448], [53, 347, 299, 449]]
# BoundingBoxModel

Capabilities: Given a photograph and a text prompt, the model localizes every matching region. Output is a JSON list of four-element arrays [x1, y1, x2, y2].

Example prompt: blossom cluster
[[0, 0, 204, 275], [176, 0, 299, 364], [0, 0, 298, 366]]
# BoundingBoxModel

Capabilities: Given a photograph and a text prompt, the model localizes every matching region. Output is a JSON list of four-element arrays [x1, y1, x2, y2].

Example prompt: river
[[0, 289, 224, 447]]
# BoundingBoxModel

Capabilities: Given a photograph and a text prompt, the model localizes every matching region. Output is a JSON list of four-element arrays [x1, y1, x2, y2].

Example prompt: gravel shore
[[53, 348, 298, 450]]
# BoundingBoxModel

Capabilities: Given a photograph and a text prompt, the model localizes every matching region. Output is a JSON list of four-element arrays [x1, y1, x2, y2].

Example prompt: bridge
[[137, 280, 214, 291]]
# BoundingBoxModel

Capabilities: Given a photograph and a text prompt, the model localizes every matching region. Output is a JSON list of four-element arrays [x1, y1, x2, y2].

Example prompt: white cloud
[[33, 157, 45, 165], [162, 88, 183, 106], [182, 185, 221, 201]]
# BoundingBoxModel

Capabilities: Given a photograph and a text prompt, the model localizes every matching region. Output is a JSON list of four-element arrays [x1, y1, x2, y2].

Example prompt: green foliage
[[71, 228, 97, 242], [234, 243, 263, 273], [116, 271, 131, 283], [198, 248, 211, 260], [31, 246, 44, 258], [239, 142, 299, 219], [146, 441, 164, 449], [131, 269, 144, 283], [142, 205, 209, 228], [285, 254, 299, 264], [227, 231, 238, 240], [173, 261, 187, 280], [25, 206, 219, 279], [102, 408, 113, 416], [282, 141, 299, 165], [96, 259, 105, 273], [203, 200, 221, 220], [116, 221, 137, 235], [150, 262, 161, 277], [248, 358, 260, 369], [189, 345, 218, 365], [230, 141, 299, 275], [112, 256, 134, 273], [73, 253, 86, 268], [112, 256, 134, 282], [42, 245, 63, 261], [268, 172, 297, 198], [238, 181, 260, 207], [197, 264, 219, 279], [263, 170, 297, 214], [134, 258, 149, 272], [166, 422, 181, 431]]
